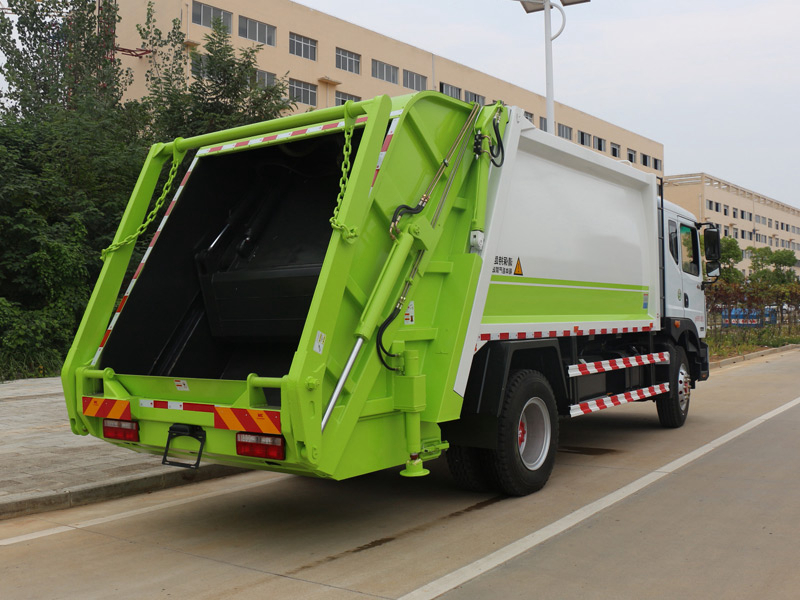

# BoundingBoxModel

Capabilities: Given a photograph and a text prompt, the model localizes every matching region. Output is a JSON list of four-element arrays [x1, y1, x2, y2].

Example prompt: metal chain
[[100, 145, 185, 260], [330, 103, 358, 242]]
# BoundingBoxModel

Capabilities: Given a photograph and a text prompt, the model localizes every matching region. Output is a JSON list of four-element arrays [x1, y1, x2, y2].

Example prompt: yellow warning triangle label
[[514, 258, 523, 276]]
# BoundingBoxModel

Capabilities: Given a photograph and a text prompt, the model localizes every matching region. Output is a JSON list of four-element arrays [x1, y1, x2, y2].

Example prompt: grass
[[707, 325, 800, 361]]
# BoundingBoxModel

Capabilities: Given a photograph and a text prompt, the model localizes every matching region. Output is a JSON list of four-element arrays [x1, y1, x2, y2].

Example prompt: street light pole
[[513, 0, 589, 135], [542, 0, 554, 134]]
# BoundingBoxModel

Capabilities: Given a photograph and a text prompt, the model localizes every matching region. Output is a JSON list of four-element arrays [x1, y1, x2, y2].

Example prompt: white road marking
[[0, 474, 291, 547], [400, 395, 800, 600]]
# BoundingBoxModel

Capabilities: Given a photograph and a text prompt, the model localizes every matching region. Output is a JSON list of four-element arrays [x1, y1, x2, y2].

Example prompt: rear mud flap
[[162, 423, 206, 469]]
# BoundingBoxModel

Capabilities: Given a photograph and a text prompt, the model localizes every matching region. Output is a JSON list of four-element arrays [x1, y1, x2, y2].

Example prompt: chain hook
[[330, 101, 359, 243]]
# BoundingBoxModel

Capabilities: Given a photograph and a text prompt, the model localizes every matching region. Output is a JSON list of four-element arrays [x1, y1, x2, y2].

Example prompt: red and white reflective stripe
[[569, 383, 670, 418], [91, 156, 200, 366], [478, 322, 654, 345], [139, 399, 281, 434], [369, 114, 401, 194], [567, 352, 670, 378], [196, 116, 369, 156]]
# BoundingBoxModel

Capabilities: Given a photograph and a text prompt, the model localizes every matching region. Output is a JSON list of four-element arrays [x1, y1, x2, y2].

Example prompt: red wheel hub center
[[518, 420, 527, 446]]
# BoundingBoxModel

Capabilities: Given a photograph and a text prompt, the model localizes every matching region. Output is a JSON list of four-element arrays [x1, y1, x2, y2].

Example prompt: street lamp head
[[513, 0, 590, 13]]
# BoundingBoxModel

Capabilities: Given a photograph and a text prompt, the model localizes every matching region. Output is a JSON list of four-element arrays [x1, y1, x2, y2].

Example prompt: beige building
[[115, 0, 664, 176], [664, 173, 800, 277]]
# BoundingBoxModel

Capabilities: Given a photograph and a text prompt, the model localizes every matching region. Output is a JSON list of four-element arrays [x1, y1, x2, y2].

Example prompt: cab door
[[678, 220, 706, 335], [663, 218, 684, 319]]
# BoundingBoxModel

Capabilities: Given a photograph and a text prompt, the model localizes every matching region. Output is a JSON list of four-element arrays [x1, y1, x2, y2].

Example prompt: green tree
[[0, 0, 148, 379], [718, 236, 745, 283], [137, 4, 295, 141], [771, 249, 798, 284]]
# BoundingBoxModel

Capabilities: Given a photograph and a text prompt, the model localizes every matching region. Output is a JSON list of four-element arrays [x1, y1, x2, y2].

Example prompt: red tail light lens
[[236, 432, 285, 460], [103, 419, 139, 442]]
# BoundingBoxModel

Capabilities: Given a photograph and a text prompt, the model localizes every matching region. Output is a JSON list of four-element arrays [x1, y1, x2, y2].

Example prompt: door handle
[[684, 293, 689, 308]]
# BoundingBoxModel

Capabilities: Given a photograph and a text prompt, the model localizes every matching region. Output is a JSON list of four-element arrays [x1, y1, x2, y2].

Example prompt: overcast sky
[[297, 0, 800, 208]]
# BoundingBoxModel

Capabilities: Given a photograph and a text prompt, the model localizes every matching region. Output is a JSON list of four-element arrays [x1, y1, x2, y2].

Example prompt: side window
[[680, 224, 699, 276], [668, 220, 679, 264]]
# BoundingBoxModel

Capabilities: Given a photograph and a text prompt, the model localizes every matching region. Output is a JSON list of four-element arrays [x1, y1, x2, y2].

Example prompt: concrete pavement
[[0, 377, 240, 520]]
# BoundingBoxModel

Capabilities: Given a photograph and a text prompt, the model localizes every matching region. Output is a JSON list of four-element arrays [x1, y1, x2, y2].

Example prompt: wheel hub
[[677, 364, 691, 411], [517, 397, 551, 471]]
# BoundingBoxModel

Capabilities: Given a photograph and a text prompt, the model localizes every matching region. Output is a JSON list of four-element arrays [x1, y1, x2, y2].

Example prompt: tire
[[446, 445, 495, 493], [657, 346, 691, 428], [487, 369, 559, 496]]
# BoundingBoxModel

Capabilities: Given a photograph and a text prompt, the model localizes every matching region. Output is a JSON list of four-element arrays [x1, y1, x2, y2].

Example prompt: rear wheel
[[657, 346, 691, 428], [446, 445, 495, 493], [488, 369, 559, 496]]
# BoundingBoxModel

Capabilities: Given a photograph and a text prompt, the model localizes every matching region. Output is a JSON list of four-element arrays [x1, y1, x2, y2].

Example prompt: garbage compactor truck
[[62, 91, 722, 496]]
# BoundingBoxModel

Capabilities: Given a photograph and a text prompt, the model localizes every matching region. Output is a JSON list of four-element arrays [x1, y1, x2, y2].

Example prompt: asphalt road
[[2, 349, 799, 600]]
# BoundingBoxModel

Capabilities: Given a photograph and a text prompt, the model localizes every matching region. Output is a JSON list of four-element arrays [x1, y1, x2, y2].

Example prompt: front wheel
[[657, 346, 691, 428], [488, 370, 559, 496]]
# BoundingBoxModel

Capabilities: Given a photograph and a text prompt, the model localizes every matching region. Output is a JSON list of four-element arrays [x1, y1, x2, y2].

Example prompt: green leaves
[[0, 1, 296, 379], [138, 6, 295, 140]]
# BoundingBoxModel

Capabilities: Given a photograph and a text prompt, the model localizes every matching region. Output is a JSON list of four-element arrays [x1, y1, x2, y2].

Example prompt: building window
[[372, 59, 398, 84], [653, 158, 662, 171], [627, 148, 636, 163], [289, 32, 316, 61], [733, 227, 739, 239], [335, 91, 361, 105], [715, 202, 720, 212], [190, 53, 208, 77], [523, 111, 534, 123], [641, 153, 651, 167], [706, 200, 714, 211], [192, 2, 232, 33], [557, 124, 572, 140], [610, 143, 620, 158], [593, 136, 606, 152], [464, 90, 485, 104], [288, 78, 317, 106], [768, 218, 772, 227], [335, 48, 360, 74], [539, 116, 548, 131], [255, 70, 275, 88], [755, 215, 761, 224], [403, 69, 427, 91], [724, 226, 729, 237], [440, 82, 460, 99], [239, 16, 275, 46], [723, 205, 729, 216], [733, 208, 738, 218], [579, 131, 591, 146]]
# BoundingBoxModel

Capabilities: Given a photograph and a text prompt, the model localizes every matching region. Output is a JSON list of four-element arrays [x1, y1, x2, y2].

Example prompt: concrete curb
[[0, 465, 245, 521], [709, 344, 800, 370]]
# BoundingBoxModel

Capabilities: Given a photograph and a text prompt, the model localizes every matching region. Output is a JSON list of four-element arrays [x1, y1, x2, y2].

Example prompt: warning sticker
[[492, 255, 517, 275], [174, 379, 190, 391], [404, 301, 415, 325], [514, 259, 523, 276], [314, 331, 326, 355]]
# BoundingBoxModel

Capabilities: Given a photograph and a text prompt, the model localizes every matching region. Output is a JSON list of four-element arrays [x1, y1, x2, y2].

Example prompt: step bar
[[567, 352, 669, 378], [569, 383, 670, 418]]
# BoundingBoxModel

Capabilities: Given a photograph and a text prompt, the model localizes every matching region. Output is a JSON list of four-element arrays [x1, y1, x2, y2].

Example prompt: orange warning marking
[[514, 258, 523, 276], [213, 407, 281, 434], [82, 396, 131, 420]]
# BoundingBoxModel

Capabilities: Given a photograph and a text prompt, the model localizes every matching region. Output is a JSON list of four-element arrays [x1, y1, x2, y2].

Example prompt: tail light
[[236, 432, 285, 460], [103, 419, 139, 442]]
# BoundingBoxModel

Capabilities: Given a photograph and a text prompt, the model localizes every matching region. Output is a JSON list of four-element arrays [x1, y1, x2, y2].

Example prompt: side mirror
[[705, 227, 721, 261], [706, 261, 720, 278]]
